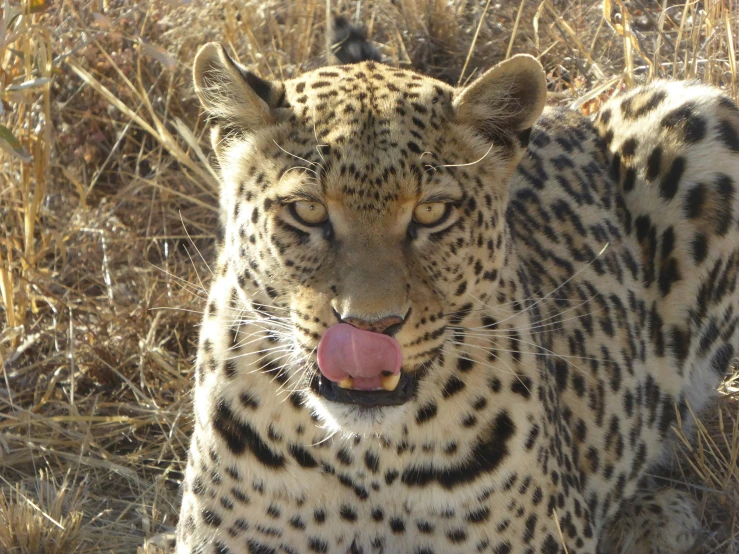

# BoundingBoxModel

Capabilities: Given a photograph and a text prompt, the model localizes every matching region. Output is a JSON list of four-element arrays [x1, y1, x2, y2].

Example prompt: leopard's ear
[[193, 43, 284, 132], [454, 54, 547, 154]]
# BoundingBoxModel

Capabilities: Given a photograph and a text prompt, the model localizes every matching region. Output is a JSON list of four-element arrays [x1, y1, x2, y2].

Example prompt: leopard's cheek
[[289, 289, 336, 350]]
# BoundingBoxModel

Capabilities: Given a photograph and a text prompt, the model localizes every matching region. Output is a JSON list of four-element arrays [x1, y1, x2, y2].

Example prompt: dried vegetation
[[0, 0, 737, 552]]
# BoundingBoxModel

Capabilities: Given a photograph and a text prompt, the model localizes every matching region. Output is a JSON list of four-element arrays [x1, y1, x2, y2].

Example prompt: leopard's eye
[[291, 201, 328, 226], [413, 202, 449, 227]]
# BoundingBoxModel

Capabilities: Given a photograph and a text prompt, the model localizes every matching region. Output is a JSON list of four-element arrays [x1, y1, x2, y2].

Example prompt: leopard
[[173, 27, 739, 554]]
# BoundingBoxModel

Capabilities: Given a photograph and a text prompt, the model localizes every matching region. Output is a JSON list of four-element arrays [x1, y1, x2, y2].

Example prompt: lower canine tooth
[[381, 373, 401, 391], [338, 378, 354, 389]]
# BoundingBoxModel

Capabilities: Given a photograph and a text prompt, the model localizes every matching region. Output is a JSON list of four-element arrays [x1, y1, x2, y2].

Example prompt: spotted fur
[[175, 41, 739, 554]]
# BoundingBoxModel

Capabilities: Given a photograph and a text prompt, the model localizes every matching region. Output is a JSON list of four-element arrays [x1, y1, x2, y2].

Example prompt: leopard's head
[[193, 44, 546, 434]]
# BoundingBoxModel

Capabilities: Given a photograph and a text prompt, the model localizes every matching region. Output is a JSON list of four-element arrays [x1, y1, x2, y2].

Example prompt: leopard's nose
[[335, 310, 410, 336]]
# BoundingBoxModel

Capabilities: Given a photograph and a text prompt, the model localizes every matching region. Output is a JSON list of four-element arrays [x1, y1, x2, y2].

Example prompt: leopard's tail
[[328, 16, 381, 65]]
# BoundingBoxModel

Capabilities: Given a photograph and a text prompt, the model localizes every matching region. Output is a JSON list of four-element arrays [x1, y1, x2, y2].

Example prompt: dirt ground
[[1, 1, 738, 552]]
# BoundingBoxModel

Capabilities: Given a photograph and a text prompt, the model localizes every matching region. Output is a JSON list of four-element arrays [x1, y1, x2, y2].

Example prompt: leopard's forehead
[[283, 61, 455, 160], [229, 61, 470, 217]]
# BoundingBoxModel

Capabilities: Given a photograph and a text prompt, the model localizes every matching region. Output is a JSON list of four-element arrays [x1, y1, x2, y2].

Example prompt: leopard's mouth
[[317, 371, 417, 407]]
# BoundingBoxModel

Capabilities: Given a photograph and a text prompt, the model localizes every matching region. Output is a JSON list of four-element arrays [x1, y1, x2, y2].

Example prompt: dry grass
[[0, 471, 85, 553], [0, 0, 737, 552]]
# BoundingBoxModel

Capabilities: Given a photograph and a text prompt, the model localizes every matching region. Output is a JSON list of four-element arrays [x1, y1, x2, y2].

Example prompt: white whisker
[[273, 139, 325, 172]]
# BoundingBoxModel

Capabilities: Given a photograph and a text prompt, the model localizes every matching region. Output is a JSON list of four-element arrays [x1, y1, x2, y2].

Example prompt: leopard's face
[[194, 46, 546, 433]]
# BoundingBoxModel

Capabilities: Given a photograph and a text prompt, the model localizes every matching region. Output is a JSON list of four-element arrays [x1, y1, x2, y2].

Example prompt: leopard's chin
[[310, 401, 408, 436]]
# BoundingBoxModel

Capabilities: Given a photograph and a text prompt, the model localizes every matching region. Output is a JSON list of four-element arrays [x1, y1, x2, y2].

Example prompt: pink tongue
[[317, 324, 402, 388]]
